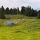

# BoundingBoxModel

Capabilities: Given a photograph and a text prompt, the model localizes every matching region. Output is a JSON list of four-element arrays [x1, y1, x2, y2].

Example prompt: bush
[[0, 15, 5, 19]]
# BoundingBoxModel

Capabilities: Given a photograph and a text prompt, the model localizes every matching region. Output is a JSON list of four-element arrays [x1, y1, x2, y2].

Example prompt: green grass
[[0, 16, 40, 40]]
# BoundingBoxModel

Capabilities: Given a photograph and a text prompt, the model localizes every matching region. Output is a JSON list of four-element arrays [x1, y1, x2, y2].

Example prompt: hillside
[[0, 15, 40, 40]]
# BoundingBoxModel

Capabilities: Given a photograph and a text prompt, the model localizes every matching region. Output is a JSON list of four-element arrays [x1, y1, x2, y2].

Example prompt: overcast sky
[[0, 0, 40, 10]]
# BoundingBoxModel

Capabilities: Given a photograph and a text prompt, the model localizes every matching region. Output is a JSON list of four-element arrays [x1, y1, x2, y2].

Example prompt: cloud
[[0, 0, 29, 8], [0, 0, 40, 10], [29, 0, 40, 9]]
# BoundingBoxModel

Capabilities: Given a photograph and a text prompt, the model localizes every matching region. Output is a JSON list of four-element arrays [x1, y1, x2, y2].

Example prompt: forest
[[0, 6, 40, 19]]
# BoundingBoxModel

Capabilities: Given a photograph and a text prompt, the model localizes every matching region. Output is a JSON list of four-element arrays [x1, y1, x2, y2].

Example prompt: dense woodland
[[0, 6, 40, 19]]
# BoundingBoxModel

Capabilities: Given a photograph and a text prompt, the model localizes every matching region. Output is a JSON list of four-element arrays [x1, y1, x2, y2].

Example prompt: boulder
[[4, 20, 15, 26]]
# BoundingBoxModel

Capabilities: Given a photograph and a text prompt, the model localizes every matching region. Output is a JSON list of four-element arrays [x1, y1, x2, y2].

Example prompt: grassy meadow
[[0, 15, 40, 40]]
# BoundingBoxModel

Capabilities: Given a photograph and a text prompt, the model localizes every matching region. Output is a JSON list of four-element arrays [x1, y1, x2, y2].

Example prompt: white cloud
[[29, 0, 40, 9], [0, 0, 40, 10], [0, 0, 29, 8]]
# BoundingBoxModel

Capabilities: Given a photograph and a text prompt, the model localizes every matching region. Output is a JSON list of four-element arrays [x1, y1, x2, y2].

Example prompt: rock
[[4, 20, 15, 26]]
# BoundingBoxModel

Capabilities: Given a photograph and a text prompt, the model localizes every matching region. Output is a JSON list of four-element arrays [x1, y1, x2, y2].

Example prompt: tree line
[[0, 6, 40, 19]]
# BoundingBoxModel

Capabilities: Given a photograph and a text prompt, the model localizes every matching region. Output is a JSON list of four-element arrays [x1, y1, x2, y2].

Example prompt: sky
[[0, 0, 40, 10]]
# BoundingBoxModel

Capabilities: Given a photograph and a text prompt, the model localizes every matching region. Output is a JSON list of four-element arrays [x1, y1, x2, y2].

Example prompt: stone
[[4, 20, 15, 26]]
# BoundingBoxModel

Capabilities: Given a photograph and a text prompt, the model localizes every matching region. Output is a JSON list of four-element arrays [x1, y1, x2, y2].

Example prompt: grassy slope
[[0, 16, 40, 40]]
